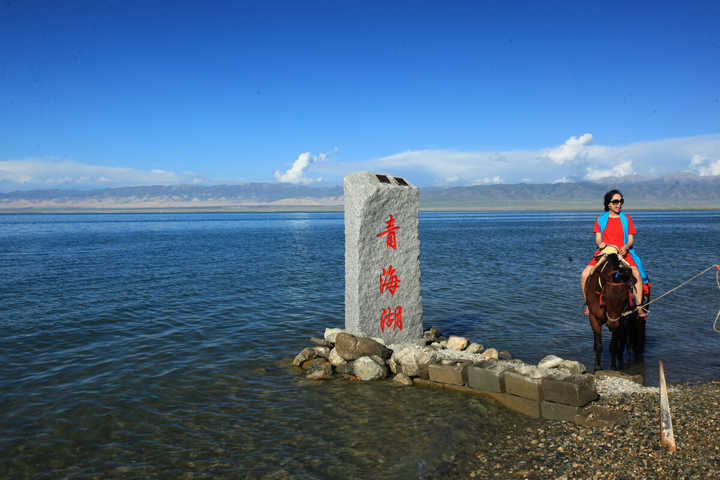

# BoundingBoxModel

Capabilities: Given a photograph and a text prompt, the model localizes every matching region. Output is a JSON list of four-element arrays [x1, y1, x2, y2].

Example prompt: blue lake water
[[1, 211, 719, 478]]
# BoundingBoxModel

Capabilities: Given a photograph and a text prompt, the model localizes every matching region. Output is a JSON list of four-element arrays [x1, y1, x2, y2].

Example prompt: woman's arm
[[621, 234, 635, 256], [595, 232, 605, 249]]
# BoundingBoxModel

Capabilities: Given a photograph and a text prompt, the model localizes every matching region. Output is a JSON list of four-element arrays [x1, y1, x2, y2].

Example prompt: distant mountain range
[[1, 173, 719, 211]]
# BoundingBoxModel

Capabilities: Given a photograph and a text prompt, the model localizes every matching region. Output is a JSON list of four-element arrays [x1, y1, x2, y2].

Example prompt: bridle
[[594, 253, 632, 324]]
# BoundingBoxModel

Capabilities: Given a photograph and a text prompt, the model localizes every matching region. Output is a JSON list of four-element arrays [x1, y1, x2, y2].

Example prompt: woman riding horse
[[581, 189, 648, 318]]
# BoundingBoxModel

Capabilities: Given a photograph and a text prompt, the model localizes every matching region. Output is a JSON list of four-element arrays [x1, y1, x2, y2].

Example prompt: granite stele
[[344, 171, 423, 343]]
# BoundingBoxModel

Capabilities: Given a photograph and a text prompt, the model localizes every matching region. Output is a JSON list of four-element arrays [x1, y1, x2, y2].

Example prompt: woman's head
[[603, 189, 624, 211]]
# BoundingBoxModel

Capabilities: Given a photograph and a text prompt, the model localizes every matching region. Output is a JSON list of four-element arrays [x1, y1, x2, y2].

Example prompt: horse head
[[597, 253, 634, 326]]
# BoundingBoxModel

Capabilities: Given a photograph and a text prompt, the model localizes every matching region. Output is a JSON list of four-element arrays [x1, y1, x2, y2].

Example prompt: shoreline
[[432, 379, 720, 479], [2, 206, 720, 214]]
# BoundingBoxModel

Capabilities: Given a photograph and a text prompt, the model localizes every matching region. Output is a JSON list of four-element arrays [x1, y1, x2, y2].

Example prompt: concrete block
[[467, 363, 512, 393], [504, 371, 543, 401], [493, 393, 541, 418], [428, 363, 467, 386], [542, 375, 598, 407], [344, 171, 422, 344], [541, 401, 583, 422]]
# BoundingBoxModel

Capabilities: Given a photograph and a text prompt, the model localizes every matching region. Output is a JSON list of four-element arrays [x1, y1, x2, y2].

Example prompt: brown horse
[[585, 248, 639, 370]]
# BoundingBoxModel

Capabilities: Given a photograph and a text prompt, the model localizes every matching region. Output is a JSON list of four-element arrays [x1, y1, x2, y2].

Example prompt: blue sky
[[1, 0, 719, 191]]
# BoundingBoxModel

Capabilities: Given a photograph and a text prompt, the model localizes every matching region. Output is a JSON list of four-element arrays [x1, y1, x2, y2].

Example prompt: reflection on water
[[1, 211, 719, 478]]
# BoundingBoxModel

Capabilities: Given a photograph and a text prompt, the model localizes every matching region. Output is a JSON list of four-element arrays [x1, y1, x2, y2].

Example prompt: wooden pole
[[659, 361, 677, 452]]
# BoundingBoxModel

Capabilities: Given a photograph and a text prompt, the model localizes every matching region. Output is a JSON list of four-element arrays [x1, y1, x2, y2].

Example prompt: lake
[[2, 211, 719, 478]]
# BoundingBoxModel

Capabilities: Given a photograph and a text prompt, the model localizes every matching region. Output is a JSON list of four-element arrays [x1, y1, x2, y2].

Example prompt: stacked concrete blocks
[[424, 359, 599, 422]]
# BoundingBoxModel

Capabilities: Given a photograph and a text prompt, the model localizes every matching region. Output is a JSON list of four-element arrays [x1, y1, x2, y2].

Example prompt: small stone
[[466, 343, 484, 354], [328, 348, 347, 367], [441, 359, 456, 366], [353, 356, 387, 381], [393, 373, 413, 386], [313, 346, 330, 358], [538, 355, 564, 369], [335, 362, 353, 375], [481, 348, 499, 360], [558, 360, 586, 375], [324, 328, 344, 344], [387, 355, 399, 374], [310, 337, 331, 347], [390, 344, 436, 378], [292, 347, 317, 367], [423, 327, 442, 343], [306, 361, 333, 380], [301, 358, 328, 371], [447, 335, 469, 351], [499, 350, 512, 360]]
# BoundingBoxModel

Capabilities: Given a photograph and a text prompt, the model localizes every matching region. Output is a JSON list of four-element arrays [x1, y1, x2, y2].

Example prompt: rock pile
[[293, 327, 607, 424]]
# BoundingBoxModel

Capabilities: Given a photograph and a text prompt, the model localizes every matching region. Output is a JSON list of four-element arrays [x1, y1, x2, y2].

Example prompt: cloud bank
[[2, 135, 719, 192], [314, 133, 720, 186]]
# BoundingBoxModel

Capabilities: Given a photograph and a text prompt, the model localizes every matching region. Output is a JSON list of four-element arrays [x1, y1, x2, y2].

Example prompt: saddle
[[589, 245, 631, 276]]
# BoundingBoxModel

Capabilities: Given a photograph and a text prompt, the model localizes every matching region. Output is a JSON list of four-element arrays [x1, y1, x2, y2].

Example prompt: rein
[[620, 264, 720, 333]]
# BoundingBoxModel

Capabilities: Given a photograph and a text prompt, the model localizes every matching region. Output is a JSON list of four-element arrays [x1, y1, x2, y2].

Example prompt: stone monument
[[344, 171, 423, 343]]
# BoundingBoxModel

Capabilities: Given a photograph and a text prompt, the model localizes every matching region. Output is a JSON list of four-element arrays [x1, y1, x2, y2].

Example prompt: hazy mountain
[[1, 174, 719, 211], [419, 175, 720, 210]]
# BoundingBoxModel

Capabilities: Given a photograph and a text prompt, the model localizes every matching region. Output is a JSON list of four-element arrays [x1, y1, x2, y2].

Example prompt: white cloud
[[543, 133, 593, 165], [689, 154, 720, 176], [472, 176, 503, 185], [273, 152, 325, 184], [0, 158, 186, 190], [584, 160, 635, 180], [553, 177, 571, 184]]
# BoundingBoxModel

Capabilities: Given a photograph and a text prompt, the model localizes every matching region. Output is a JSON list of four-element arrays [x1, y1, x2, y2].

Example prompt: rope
[[620, 264, 720, 333]]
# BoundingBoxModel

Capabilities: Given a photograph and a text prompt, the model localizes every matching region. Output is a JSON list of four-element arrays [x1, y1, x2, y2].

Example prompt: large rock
[[353, 356, 388, 381], [334, 332, 392, 361], [292, 347, 317, 367], [446, 335, 469, 351]]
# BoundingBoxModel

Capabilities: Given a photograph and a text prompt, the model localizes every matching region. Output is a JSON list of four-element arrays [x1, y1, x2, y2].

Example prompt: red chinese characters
[[378, 213, 403, 332], [379, 265, 400, 295], [376, 214, 400, 250], [380, 306, 403, 333]]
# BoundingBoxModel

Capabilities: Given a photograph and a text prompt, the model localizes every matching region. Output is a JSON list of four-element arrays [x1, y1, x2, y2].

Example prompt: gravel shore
[[432, 380, 720, 479]]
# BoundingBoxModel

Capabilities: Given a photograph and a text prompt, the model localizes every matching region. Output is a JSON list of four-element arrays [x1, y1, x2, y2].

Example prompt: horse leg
[[592, 326, 602, 371], [617, 324, 626, 370]]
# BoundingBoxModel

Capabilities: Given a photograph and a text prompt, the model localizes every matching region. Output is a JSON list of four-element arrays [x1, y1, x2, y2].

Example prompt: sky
[[1, 0, 719, 191]]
